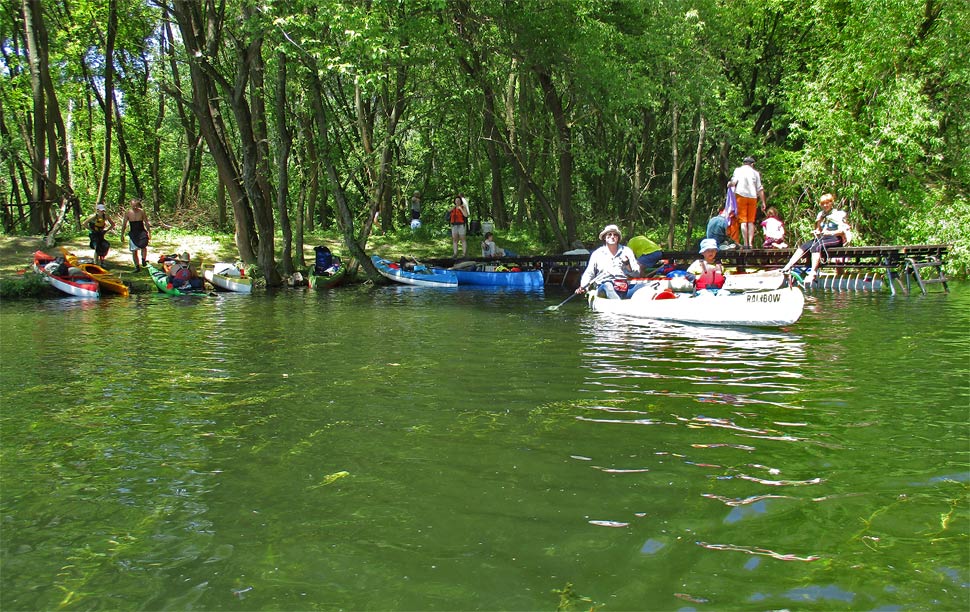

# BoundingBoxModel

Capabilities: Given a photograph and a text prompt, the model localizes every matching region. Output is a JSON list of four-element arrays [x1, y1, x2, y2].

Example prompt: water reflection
[[577, 314, 808, 408]]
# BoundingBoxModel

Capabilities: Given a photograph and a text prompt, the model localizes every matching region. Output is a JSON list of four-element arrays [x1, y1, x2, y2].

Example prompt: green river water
[[1, 282, 967, 611]]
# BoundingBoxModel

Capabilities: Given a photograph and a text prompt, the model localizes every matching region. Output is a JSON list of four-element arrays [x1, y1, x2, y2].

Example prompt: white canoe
[[588, 286, 805, 327], [722, 270, 787, 293], [204, 264, 253, 293]]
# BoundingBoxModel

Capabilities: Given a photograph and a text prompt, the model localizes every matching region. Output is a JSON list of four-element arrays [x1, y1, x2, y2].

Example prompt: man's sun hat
[[96, 204, 106, 211], [743, 156, 756, 164], [699, 238, 718, 253], [599, 224, 622, 240]]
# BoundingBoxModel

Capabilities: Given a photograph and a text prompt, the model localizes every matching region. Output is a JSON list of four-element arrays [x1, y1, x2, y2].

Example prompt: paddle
[[546, 271, 609, 311], [546, 291, 582, 312]]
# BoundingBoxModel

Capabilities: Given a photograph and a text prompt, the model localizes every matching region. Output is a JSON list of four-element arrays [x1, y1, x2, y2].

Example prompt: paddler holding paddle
[[574, 224, 641, 299]]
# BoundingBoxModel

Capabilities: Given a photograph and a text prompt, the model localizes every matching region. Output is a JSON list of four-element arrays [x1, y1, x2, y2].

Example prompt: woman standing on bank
[[120, 198, 151, 271]]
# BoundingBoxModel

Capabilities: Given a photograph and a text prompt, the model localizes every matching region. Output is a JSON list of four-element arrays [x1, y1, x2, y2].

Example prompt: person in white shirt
[[727, 156, 767, 249], [575, 224, 641, 299], [481, 232, 505, 258]]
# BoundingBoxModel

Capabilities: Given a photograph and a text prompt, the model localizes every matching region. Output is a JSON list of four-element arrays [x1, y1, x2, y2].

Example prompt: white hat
[[599, 224, 622, 240], [699, 238, 718, 253], [96, 204, 106, 211]]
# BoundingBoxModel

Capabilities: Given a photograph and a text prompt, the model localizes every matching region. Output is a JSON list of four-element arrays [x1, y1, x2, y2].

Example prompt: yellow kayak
[[60, 248, 130, 297]]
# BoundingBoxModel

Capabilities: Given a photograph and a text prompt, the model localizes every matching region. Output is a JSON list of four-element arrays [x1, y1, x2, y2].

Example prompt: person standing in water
[[119, 198, 151, 271]]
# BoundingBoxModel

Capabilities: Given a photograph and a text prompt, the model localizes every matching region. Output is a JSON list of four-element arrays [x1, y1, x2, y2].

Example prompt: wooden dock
[[425, 244, 950, 295]]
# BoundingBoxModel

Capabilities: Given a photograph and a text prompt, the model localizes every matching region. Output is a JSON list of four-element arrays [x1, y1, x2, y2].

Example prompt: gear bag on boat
[[314, 246, 333, 275]]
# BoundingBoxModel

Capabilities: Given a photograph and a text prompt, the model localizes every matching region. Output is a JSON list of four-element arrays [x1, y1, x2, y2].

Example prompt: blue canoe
[[450, 266, 544, 288], [371, 255, 458, 287]]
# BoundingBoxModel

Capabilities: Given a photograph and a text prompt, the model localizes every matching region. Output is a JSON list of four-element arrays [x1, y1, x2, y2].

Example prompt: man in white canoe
[[575, 224, 642, 299]]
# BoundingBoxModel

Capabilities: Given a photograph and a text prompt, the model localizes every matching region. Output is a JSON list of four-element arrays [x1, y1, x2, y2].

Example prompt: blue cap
[[699, 238, 718, 253]]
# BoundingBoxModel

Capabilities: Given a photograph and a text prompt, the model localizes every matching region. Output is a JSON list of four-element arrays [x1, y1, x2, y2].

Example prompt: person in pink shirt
[[761, 206, 787, 248]]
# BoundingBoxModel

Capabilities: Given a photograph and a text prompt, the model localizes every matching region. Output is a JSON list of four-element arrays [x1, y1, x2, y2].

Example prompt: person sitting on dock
[[687, 239, 726, 291], [781, 193, 850, 285], [481, 232, 506, 259], [706, 205, 739, 250], [574, 224, 641, 299], [761, 206, 788, 249]]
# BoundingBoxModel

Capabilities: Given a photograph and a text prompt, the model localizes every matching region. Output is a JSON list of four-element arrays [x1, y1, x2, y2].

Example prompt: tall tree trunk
[[306, 66, 380, 280], [684, 114, 706, 250], [162, 9, 201, 211], [22, 0, 48, 232], [231, 32, 280, 285], [536, 70, 577, 245], [150, 95, 165, 214], [481, 83, 507, 227], [667, 104, 679, 249], [169, 0, 257, 264], [95, 0, 117, 207], [274, 51, 294, 275]]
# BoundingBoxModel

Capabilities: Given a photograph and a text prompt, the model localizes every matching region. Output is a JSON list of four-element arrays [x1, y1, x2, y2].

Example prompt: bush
[[0, 271, 52, 299]]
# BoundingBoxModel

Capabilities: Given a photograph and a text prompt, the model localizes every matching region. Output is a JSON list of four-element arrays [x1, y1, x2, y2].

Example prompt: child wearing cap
[[687, 238, 726, 290]]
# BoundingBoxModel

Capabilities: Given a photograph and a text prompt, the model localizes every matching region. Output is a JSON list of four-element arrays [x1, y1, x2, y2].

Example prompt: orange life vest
[[449, 206, 466, 224]]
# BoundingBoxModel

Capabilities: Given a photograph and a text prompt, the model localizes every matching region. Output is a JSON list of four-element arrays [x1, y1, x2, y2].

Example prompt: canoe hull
[[33, 251, 100, 298], [588, 286, 805, 327], [42, 272, 100, 298], [59, 248, 128, 296], [308, 265, 346, 289], [77, 263, 129, 297], [203, 268, 253, 293], [148, 264, 204, 295], [721, 270, 786, 293], [371, 255, 458, 287], [451, 268, 544, 288]]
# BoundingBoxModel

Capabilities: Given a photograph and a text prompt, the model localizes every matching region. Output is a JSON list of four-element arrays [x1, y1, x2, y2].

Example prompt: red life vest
[[695, 263, 725, 289]]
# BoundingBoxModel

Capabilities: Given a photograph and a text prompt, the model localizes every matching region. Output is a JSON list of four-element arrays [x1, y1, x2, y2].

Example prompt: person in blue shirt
[[706, 206, 738, 250]]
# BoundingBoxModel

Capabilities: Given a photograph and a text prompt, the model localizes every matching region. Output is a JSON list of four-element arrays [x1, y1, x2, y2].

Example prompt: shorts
[[801, 235, 843, 253], [451, 223, 466, 237], [736, 195, 758, 224]]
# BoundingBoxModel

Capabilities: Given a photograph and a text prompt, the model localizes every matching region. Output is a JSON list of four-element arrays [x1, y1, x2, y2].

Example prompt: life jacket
[[449, 206, 466, 224], [89, 214, 108, 232], [694, 262, 725, 290], [169, 261, 190, 282]]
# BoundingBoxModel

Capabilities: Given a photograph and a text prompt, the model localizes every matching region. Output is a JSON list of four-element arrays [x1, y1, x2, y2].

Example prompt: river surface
[[1, 282, 968, 610]]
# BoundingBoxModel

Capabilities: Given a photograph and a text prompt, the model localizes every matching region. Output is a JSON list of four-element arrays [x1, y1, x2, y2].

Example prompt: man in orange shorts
[[728, 156, 767, 249]]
